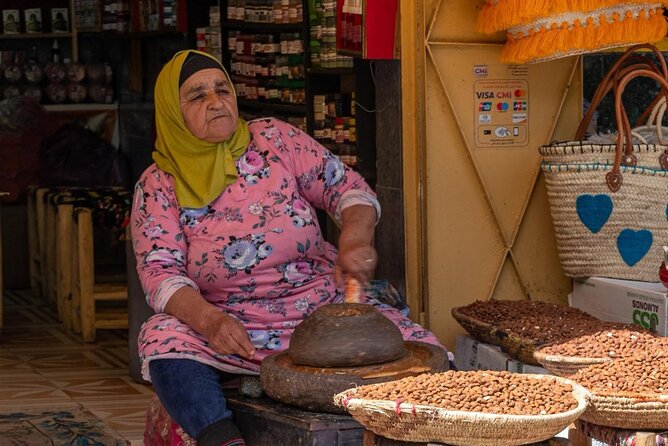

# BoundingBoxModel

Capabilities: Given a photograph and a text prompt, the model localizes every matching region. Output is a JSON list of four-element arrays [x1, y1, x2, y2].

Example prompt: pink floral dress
[[132, 118, 444, 381]]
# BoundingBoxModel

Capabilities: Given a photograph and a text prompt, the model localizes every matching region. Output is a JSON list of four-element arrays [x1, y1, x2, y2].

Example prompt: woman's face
[[179, 68, 239, 143]]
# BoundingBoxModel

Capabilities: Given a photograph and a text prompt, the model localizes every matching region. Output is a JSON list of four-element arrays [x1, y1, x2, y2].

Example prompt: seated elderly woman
[[132, 50, 447, 446]]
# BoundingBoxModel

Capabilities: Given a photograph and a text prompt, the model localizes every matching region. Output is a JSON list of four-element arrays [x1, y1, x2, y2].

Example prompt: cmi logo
[[473, 65, 488, 77]]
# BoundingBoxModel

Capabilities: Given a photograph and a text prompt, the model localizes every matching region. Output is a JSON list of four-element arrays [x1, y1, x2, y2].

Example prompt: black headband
[[179, 53, 224, 87]]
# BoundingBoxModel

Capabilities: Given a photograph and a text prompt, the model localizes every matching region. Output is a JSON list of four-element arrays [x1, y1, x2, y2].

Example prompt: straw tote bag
[[540, 68, 668, 282], [477, 1, 668, 64]]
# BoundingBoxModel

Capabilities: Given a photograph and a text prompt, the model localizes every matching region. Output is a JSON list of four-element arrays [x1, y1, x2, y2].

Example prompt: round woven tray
[[451, 306, 542, 366], [334, 374, 590, 446], [532, 350, 610, 377], [581, 392, 668, 430]]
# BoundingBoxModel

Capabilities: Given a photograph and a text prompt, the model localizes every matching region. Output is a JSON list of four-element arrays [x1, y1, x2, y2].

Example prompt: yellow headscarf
[[152, 50, 250, 208]]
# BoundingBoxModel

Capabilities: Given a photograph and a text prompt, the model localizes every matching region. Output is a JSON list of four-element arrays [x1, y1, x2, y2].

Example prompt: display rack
[[0, 0, 80, 61], [219, 0, 364, 172]]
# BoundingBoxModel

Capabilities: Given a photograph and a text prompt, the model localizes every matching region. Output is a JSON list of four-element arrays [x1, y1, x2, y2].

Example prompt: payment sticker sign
[[474, 79, 529, 148]]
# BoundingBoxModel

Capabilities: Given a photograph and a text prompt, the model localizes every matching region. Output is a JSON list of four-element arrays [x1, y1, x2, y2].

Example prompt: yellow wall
[[401, 0, 580, 350]]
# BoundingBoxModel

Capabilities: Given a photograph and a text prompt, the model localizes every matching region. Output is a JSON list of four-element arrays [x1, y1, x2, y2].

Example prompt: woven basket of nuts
[[533, 326, 662, 377], [334, 371, 589, 446], [452, 300, 600, 366], [570, 352, 668, 429]]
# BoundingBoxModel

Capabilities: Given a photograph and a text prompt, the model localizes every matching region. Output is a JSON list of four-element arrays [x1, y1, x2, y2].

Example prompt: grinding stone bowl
[[288, 303, 408, 367], [261, 341, 449, 413]]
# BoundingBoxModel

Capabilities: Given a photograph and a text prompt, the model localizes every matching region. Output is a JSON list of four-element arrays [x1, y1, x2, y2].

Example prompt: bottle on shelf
[[51, 39, 61, 63], [25, 46, 44, 86]]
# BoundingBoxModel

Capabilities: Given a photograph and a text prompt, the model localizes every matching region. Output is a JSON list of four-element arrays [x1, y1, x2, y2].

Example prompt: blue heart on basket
[[617, 229, 653, 267], [576, 194, 613, 234]]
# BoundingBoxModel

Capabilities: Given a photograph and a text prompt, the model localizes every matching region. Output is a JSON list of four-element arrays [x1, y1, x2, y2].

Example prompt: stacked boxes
[[309, 0, 352, 69], [102, 0, 130, 32], [312, 93, 356, 166], [74, 0, 102, 31], [195, 7, 223, 63]]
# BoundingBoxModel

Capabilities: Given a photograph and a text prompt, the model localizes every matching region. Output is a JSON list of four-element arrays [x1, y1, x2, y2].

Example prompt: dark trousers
[[149, 358, 237, 442]]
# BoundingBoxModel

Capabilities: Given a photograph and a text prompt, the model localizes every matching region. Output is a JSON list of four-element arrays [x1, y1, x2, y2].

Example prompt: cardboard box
[[454, 335, 510, 372], [571, 277, 668, 335], [506, 359, 550, 375], [455, 335, 550, 374]]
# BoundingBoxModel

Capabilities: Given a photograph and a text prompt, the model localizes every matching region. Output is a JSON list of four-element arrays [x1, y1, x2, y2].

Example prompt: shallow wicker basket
[[581, 392, 668, 430], [451, 306, 542, 366], [334, 374, 590, 446], [532, 350, 611, 377]]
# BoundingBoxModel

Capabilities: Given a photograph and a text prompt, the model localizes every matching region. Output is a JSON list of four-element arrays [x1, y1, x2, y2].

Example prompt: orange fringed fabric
[[478, 0, 661, 34], [501, 7, 667, 64]]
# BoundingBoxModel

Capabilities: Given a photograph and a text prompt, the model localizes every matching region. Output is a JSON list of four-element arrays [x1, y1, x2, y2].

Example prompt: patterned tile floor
[[0, 289, 154, 444]]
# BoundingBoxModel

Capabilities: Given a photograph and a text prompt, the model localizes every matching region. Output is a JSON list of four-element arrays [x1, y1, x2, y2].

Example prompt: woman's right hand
[[164, 286, 256, 359], [203, 312, 256, 360]]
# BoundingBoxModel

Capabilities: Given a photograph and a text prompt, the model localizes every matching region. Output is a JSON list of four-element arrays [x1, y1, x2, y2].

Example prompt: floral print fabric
[[132, 118, 444, 381]]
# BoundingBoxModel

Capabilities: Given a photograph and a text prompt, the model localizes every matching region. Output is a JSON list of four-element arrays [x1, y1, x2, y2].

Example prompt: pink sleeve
[[130, 165, 199, 313], [258, 118, 380, 223]]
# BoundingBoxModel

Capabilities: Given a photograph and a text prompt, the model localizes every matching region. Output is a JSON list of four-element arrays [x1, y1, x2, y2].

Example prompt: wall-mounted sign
[[474, 79, 529, 148]]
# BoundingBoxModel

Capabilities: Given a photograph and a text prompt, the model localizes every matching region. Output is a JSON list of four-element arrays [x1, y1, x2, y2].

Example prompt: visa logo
[[479, 102, 492, 111], [476, 92, 495, 99]]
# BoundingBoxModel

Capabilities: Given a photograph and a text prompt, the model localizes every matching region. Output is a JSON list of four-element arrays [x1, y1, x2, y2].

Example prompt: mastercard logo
[[514, 89, 526, 98]]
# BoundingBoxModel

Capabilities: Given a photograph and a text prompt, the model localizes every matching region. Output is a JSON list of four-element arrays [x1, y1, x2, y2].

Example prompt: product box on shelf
[[2, 9, 19, 34], [74, 0, 101, 32], [454, 335, 550, 374], [570, 277, 668, 335], [50, 8, 69, 33], [336, 0, 398, 59], [24, 8, 43, 33]]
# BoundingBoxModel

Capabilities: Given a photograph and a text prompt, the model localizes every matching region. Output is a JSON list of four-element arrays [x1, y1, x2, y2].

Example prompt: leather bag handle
[[576, 44, 668, 141], [610, 69, 668, 192]]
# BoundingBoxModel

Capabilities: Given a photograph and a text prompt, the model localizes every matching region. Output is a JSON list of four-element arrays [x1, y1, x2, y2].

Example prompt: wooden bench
[[0, 192, 8, 330], [72, 207, 128, 342], [27, 187, 48, 300], [145, 392, 364, 445], [228, 393, 364, 446], [28, 187, 131, 340]]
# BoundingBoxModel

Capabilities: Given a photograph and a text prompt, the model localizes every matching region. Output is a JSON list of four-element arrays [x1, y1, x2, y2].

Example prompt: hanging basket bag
[[478, 1, 668, 64], [541, 44, 668, 169], [540, 68, 668, 282]]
